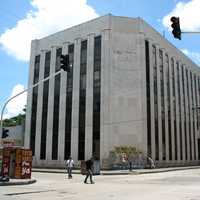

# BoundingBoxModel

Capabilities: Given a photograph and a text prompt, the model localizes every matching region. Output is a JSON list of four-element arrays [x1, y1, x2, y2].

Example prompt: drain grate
[[5, 189, 55, 196]]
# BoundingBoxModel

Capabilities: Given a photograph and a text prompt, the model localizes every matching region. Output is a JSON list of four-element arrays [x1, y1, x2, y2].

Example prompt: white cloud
[[181, 48, 200, 66], [0, 0, 98, 61], [3, 84, 27, 119], [162, 0, 200, 31]]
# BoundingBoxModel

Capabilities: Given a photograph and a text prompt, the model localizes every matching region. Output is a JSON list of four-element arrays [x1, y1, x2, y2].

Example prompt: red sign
[[2, 156, 10, 176], [21, 150, 32, 179]]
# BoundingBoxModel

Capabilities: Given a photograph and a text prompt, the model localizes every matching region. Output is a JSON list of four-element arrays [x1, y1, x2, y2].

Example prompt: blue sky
[[0, 0, 200, 119]]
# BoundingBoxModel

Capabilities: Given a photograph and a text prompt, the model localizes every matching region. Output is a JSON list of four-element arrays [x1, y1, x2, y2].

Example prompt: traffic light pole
[[0, 69, 63, 140], [182, 31, 200, 34]]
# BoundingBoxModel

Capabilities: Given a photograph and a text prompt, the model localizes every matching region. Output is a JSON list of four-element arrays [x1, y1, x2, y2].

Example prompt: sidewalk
[[1, 166, 199, 186], [32, 165, 200, 175]]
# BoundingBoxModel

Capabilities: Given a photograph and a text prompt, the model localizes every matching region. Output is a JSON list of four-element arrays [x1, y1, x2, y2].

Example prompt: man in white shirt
[[66, 156, 74, 179]]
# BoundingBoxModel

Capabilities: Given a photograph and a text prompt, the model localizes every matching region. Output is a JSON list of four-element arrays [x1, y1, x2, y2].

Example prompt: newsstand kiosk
[[0, 147, 32, 179]]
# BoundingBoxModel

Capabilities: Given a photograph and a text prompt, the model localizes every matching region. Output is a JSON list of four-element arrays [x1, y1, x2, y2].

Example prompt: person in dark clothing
[[84, 157, 94, 184]]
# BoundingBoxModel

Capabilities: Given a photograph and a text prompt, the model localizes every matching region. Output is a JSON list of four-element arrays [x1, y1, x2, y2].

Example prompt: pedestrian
[[128, 159, 132, 171], [66, 156, 74, 179], [84, 157, 94, 184], [147, 156, 155, 169]]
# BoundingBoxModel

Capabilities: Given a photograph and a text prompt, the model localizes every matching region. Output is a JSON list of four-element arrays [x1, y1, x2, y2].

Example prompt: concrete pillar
[[184, 67, 190, 161], [46, 47, 57, 160], [148, 39, 155, 161], [155, 44, 163, 161], [85, 34, 95, 160], [194, 75, 199, 160], [169, 55, 175, 162], [192, 73, 197, 161], [174, 59, 181, 162], [34, 51, 45, 160], [163, 50, 169, 162], [179, 63, 186, 162], [71, 38, 81, 163], [100, 29, 111, 161], [188, 70, 194, 161], [58, 43, 69, 161], [139, 33, 148, 155], [190, 72, 195, 161], [195, 76, 200, 160]]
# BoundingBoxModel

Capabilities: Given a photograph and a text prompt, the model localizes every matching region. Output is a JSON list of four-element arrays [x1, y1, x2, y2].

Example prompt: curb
[[0, 179, 37, 186], [32, 166, 200, 176], [137, 166, 200, 175]]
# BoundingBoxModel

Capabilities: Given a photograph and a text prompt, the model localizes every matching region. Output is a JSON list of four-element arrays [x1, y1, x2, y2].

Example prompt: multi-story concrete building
[[25, 14, 200, 168]]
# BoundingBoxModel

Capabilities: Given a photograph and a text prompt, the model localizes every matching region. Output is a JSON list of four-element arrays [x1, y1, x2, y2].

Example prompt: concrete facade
[[25, 14, 200, 168]]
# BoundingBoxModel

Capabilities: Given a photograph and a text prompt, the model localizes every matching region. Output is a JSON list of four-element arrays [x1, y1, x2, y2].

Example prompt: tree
[[2, 105, 26, 127]]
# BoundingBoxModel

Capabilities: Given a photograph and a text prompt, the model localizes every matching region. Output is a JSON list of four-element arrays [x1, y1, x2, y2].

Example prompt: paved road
[[1, 168, 200, 200]]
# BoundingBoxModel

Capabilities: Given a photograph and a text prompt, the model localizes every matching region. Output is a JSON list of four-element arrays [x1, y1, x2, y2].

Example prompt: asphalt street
[[1, 168, 200, 200]]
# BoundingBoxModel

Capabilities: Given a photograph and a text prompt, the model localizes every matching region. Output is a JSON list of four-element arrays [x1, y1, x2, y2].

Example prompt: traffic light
[[170, 16, 181, 40], [2, 128, 9, 138], [60, 54, 70, 72]]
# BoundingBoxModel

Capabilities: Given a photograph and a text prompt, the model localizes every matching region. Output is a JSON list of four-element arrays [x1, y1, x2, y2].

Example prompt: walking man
[[84, 157, 94, 184], [66, 156, 74, 179]]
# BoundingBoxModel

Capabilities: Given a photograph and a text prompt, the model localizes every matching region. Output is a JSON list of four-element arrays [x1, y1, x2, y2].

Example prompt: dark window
[[52, 74, 61, 160], [198, 139, 200, 160], [30, 86, 38, 156], [64, 44, 74, 160], [44, 51, 51, 78], [33, 55, 40, 84], [78, 40, 87, 160], [55, 48, 62, 72], [152, 46, 159, 160], [145, 41, 151, 157], [93, 36, 101, 159], [40, 80, 49, 159]]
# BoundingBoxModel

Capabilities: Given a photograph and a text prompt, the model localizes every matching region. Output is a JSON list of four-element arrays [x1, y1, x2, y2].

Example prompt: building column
[[197, 77, 200, 160], [155, 44, 163, 162], [46, 47, 57, 161], [34, 51, 45, 160], [192, 73, 197, 161], [71, 38, 81, 163], [184, 67, 190, 161], [194, 75, 199, 160], [100, 29, 111, 161], [174, 59, 181, 162], [191, 72, 195, 161], [24, 40, 39, 148], [85, 34, 95, 160], [163, 49, 169, 162], [169, 55, 175, 162], [188, 70, 194, 161], [148, 39, 155, 161], [139, 33, 148, 155], [179, 63, 186, 162], [58, 43, 69, 161]]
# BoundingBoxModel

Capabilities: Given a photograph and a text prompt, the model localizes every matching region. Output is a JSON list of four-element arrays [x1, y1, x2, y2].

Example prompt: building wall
[[25, 14, 200, 168]]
